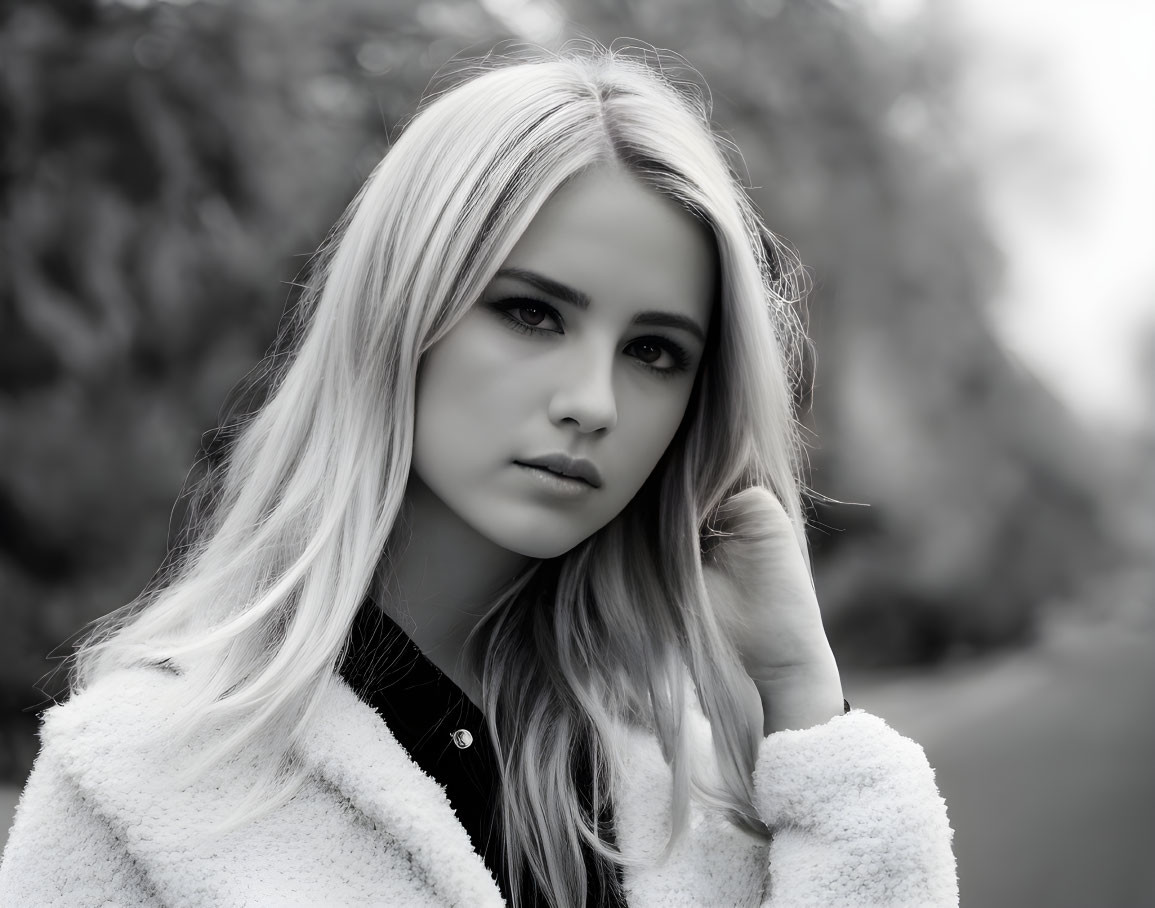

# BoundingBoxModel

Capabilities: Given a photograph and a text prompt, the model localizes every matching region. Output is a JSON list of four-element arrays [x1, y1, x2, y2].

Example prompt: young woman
[[0, 49, 958, 906]]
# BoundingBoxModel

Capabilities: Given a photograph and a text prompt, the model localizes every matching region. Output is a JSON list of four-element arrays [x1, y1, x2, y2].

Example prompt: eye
[[491, 298, 563, 334], [624, 337, 691, 375], [515, 304, 548, 327], [628, 340, 663, 365]]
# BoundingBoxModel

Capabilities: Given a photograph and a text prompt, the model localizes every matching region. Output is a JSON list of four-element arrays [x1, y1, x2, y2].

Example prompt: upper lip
[[516, 453, 603, 488]]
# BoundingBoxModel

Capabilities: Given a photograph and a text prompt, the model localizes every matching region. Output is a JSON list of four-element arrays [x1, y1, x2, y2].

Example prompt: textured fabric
[[0, 665, 958, 906], [338, 604, 507, 887], [338, 602, 625, 905]]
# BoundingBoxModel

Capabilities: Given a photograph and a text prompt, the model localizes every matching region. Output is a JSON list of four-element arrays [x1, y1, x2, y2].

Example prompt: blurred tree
[[0, 0, 1129, 779], [0, 0, 508, 778], [560, 0, 1119, 663]]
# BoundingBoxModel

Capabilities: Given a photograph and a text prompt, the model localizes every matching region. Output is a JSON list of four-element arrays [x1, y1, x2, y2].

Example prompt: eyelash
[[489, 298, 692, 376]]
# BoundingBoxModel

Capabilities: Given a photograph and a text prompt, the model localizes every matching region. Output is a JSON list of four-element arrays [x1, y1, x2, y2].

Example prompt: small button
[[451, 728, 473, 749]]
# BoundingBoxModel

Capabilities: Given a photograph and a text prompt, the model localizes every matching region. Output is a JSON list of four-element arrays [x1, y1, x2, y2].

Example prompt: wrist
[[751, 651, 844, 736]]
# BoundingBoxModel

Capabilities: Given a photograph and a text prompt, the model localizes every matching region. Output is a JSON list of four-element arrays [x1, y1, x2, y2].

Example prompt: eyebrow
[[494, 267, 707, 343]]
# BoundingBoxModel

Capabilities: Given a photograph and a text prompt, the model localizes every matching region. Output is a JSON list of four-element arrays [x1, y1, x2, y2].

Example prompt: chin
[[498, 532, 586, 560], [480, 517, 601, 561]]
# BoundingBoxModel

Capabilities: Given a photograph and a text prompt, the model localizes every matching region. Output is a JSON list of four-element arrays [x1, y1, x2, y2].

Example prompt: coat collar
[[48, 665, 690, 906], [49, 666, 506, 906], [296, 674, 505, 905]]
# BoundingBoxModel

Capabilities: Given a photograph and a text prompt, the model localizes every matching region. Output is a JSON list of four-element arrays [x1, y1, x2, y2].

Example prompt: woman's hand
[[703, 487, 844, 736]]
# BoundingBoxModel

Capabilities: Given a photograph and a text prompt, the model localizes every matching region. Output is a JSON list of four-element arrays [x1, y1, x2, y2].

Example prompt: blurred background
[[1, 0, 1152, 904]]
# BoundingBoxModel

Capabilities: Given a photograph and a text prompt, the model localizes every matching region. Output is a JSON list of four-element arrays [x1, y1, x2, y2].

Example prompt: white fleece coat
[[0, 665, 957, 906]]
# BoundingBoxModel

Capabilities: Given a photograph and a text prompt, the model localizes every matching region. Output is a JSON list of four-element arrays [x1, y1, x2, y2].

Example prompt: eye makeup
[[490, 297, 564, 334], [493, 268, 708, 343], [487, 296, 693, 377]]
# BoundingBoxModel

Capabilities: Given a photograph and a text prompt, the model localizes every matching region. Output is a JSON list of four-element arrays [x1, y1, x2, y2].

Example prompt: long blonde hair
[[73, 46, 809, 908]]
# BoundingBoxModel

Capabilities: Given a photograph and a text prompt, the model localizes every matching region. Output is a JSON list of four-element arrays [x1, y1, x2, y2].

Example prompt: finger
[[704, 487, 795, 557]]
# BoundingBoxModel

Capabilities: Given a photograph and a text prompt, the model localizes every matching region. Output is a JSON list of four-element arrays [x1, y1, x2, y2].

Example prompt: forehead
[[500, 166, 716, 329]]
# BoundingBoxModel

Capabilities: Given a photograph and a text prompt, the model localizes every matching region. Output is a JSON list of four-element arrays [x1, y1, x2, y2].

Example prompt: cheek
[[412, 318, 533, 476], [614, 390, 694, 485], [419, 316, 539, 410], [414, 352, 462, 454], [413, 336, 491, 483]]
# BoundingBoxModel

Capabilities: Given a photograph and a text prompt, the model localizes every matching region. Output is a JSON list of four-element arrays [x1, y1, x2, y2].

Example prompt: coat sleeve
[[0, 729, 160, 907], [615, 709, 957, 907], [751, 709, 958, 907]]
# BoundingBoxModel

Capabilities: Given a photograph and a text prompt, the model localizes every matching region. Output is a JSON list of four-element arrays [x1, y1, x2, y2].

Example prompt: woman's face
[[411, 165, 716, 559]]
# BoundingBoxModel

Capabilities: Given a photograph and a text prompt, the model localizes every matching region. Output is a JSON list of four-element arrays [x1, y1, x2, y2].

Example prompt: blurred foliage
[[0, 0, 1143, 780]]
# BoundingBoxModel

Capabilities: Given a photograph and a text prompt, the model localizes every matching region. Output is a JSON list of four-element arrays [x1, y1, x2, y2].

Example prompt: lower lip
[[515, 463, 596, 498]]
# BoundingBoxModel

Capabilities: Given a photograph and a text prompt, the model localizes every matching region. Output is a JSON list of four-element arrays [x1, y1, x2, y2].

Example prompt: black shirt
[[338, 602, 625, 906]]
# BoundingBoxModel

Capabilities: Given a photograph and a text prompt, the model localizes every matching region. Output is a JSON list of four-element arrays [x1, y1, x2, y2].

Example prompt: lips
[[515, 453, 603, 488]]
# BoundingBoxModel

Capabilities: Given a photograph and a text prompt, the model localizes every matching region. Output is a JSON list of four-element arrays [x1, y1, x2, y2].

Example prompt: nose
[[547, 349, 618, 434]]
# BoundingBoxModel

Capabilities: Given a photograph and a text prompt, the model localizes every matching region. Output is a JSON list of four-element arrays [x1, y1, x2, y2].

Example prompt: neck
[[379, 474, 530, 705]]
